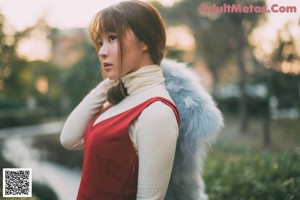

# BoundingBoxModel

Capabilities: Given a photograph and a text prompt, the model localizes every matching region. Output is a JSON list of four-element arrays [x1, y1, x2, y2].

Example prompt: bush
[[204, 142, 300, 200], [0, 109, 45, 129], [217, 96, 268, 116]]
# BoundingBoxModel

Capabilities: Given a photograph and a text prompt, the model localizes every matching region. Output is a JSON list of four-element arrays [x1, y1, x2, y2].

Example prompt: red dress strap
[[144, 97, 179, 125]]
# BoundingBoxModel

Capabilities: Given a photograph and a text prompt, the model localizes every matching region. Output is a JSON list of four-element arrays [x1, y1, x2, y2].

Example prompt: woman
[[60, 1, 223, 200]]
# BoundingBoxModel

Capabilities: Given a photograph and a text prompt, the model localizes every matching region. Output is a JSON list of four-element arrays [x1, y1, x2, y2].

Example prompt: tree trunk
[[210, 66, 219, 97], [237, 46, 248, 134], [263, 83, 272, 147], [263, 109, 271, 147]]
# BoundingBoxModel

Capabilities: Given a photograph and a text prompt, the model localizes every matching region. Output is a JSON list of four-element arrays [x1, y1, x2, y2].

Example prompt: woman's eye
[[98, 41, 103, 46], [109, 35, 117, 42]]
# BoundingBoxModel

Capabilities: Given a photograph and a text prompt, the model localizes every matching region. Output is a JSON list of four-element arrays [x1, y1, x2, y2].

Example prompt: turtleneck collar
[[121, 65, 165, 96]]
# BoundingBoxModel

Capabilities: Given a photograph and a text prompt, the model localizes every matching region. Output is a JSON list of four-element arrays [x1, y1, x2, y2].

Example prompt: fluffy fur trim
[[161, 59, 224, 200]]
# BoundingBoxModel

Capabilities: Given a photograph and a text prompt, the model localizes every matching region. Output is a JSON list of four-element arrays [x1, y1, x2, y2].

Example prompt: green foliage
[[160, 0, 266, 70], [266, 70, 300, 109], [269, 23, 300, 74], [0, 13, 102, 125], [204, 142, 300, 200], [0, 59, 66, 128], [0, 108, 51, 128], [217, 96, 268, 116]]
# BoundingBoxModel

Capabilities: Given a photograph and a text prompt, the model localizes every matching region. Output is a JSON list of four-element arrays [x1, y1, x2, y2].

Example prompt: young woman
[[60, 1, 223, 200]]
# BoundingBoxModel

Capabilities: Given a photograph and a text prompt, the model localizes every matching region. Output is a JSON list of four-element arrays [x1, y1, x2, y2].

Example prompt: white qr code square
[[3, 168, 32, 197]]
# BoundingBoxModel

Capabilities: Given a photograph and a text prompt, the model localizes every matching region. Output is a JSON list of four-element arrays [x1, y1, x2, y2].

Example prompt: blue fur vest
[[161, 59, 224, 200]]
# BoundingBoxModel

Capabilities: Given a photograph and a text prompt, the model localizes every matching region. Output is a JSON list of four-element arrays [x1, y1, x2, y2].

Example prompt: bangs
[[89, 7, 126, 50]]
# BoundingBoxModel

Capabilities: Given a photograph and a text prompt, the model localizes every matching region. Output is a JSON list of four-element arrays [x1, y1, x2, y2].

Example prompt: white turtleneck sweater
[[60, 65, 179, 200]]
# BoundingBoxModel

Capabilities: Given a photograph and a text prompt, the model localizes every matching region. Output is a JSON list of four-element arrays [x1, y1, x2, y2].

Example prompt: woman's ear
[[141, 41, 148, 51]]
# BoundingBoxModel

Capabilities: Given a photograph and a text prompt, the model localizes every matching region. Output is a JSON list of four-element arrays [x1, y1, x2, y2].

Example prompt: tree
[[156, 0, 266, 134], [0, 16, 68, 121], [0, 13, 29, 103], [249, 18, 300, 147], [61, 40, 101, 109]]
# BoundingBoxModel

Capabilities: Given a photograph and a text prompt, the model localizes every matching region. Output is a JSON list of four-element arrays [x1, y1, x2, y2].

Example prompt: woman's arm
[[60, 78, 113, 150], [130, 101, 179, 200]]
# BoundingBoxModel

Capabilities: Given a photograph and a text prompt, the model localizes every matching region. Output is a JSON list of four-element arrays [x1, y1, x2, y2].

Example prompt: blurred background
[[0, 0, 299, 199]]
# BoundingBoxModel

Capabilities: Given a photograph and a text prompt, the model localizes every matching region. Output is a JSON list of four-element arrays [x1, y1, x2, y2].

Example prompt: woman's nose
[[98, 44, 108, 58]]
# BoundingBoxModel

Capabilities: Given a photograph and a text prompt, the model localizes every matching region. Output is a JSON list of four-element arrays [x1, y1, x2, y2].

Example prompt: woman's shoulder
[[132, 99, 179, 140], [138, 99, 178, 125]]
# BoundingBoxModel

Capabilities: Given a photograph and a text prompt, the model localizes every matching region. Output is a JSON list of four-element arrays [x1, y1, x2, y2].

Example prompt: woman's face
[[98, 29, 148, 80]]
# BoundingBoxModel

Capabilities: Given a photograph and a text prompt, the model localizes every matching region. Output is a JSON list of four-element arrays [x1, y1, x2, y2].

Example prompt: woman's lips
[[104, 65, 112, 71], [103, 63, 112, 71]]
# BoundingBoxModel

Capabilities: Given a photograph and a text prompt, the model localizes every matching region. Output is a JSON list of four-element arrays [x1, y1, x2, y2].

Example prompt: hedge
[[204, 142, 300, 200]]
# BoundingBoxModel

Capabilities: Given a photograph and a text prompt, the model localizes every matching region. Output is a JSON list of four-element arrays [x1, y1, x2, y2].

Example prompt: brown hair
[[89, 0, 166, 104]]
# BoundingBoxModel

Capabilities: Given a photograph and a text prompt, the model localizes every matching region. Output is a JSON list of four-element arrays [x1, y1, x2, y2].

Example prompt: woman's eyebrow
[[98, 32, 117, 40]]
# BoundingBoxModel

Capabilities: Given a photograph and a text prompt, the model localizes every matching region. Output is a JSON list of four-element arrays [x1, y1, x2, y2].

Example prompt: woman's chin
[[106, 73, 119, 81]]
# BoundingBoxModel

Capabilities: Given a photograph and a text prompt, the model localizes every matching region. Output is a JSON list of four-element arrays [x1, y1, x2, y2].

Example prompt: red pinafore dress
[[77, 97, 179, 200]]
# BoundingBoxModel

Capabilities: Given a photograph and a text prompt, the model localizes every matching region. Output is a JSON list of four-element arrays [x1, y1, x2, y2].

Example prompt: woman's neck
[[121, 65, 165, 96]]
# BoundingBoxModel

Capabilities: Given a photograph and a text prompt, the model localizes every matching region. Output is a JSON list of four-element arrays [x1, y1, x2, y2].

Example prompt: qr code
[[2, 168, 32, 197]]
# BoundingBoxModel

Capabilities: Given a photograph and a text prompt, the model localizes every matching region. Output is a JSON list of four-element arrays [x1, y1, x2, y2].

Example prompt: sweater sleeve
[[60, 78, 114, 150], [129, 101, 179, 200]]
